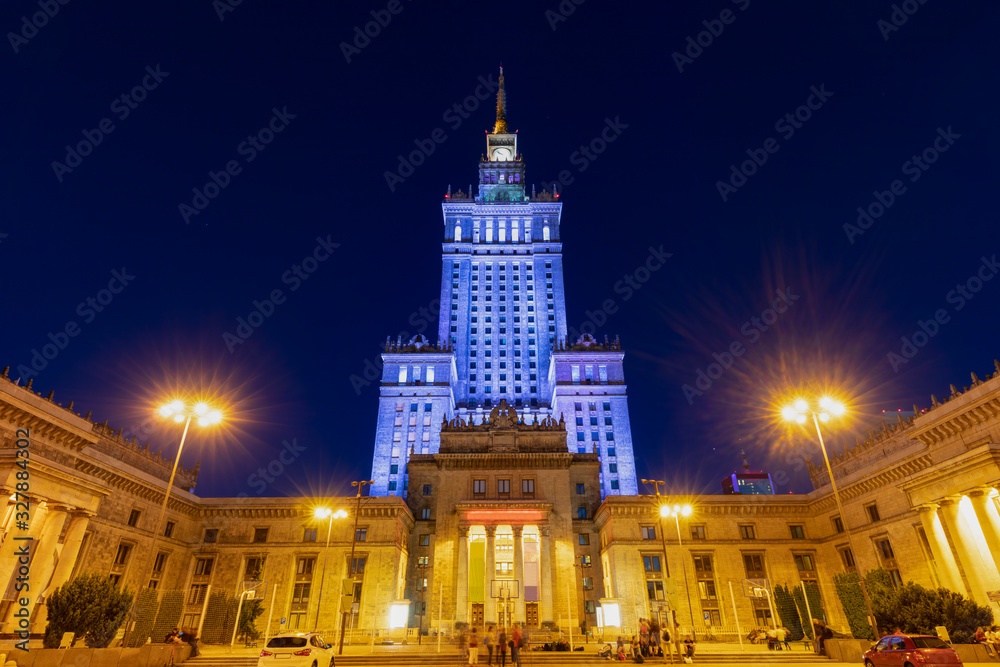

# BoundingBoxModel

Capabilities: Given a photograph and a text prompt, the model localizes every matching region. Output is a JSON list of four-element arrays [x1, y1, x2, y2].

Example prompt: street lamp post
[[415, 561, 431, 644], [641, 480, 672, 631], [123, 400, 222, 646], [338, 480, 374, 655], [313, 507, 348, 632], [573, 558, 592, 643], [665, 504, 696, 644], [782, 397, 879, 640]]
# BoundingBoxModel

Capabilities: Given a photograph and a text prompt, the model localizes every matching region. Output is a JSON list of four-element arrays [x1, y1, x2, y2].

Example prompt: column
[[916, 504, 964, 592], [485, 526, 496, 625], [44, 511, 92, 595], [0, 501, 50, 616], [539, 526, 553, 623], [20, 506, 71, 625], [0, 502, 58, 632], [938, 497, 998, 604], [456, 527, 469, 623], [968, 488, 1000, 570], [513, 526, 525, 624]]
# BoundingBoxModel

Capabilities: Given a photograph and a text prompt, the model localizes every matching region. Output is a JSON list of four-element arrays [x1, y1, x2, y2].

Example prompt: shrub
[[833, 571, 874, 640], [792, 582, 825, 639], [44, 573, 134, 649], [834, 567, 993, 642], [774, 585, 804, 640], [238, 599, 265, 643], [125, 588, 160, 647], [151, 590, 185, 643]]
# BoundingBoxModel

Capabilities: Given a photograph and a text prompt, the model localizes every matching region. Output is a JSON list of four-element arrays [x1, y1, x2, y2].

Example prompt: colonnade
[[454, 524, 554, 626], [916, 487, 1000, 604], [0, 496, 93, 632]]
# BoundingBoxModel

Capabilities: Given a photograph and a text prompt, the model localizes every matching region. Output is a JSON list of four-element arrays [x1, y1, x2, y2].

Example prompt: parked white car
[[258, 632, 334, 667]]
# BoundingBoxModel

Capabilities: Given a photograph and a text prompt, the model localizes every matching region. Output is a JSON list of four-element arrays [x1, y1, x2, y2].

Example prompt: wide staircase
[[181, 642, 831, 666]]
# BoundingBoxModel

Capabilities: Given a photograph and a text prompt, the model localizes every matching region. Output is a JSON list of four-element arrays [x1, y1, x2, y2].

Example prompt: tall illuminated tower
[[369, 68, 638, 498]]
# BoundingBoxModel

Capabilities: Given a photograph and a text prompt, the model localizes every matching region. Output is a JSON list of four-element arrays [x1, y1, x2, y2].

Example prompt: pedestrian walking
[[469, 627, 479, 665], [485, 626, 495, 665], [498, 628, 507, 667], [511, 623, 522, 667]]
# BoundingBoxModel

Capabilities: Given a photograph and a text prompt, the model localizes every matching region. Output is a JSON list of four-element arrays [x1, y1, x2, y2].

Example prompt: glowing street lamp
[[338, 480, 375, 655], [313, 506, 348, 632], [664, 503, 696, 644], [782, 396, 878, 639], [123, 398, 223, 645]]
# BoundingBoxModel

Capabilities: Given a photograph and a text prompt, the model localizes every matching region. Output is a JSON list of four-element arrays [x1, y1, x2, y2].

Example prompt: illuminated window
[[691, 525, 706, 540], [297, 557, 315, 575]]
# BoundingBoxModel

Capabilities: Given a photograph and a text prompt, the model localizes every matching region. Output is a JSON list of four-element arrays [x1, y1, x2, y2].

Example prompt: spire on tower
[[493, 66, 508, 134], [741, 448, 750, 472]]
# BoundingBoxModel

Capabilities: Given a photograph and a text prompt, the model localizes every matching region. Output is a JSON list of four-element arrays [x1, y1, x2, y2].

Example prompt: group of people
[[616, 617, 667, 660], [164, 627, 200, 658], [609, 619, 694, 663], [974, 626, 1000, 652], [746, 626, 792, 650], [466, 623, 525, 666]]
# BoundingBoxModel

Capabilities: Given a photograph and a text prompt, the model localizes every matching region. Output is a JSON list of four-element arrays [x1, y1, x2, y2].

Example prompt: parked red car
[[863, 635, 962, 667]]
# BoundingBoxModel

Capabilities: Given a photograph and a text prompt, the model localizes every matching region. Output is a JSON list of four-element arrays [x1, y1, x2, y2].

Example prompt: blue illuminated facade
[[369, 69, 638, 498]]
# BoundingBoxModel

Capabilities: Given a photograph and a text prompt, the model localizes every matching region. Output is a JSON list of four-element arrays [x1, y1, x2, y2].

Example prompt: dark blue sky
[[3, 0, 997, 499]]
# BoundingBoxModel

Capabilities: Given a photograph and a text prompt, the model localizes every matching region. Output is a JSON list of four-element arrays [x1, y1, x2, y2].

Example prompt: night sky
[[3, 0, 998, 499]]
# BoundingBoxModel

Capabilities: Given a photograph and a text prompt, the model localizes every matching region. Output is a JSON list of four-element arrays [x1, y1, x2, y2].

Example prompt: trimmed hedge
[[774, 585, 804, 640]]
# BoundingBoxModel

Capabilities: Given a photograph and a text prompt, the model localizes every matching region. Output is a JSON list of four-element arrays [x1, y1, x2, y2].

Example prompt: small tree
[[44, 573, 134, 648], [833, 571, 874, 640], [238, 599, 265, 643], [125, 588, 161, 648], [774, 585, 804, 640], [793, 582, 825, 639]]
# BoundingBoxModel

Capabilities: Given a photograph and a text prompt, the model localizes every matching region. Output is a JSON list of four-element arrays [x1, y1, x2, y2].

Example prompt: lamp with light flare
[[782, 397, 846, 424], [159, 400, 224, 427]]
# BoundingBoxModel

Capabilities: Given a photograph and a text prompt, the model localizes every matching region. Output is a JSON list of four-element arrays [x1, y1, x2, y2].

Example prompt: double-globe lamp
[[123, 398, 224, 645], [781, 395, 879, 639]]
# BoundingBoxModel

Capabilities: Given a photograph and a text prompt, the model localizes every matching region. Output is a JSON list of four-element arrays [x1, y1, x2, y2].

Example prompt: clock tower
[[480, 67, 526, 202]]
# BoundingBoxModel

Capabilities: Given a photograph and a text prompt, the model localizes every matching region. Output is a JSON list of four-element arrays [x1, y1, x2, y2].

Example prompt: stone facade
[[5, 355, 1000, 641]]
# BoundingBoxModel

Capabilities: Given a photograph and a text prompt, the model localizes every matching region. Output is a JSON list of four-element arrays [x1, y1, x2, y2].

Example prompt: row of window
[[471, 477, 536, 497], [193, 526, 369, 545], [639, 523, 808, 541], [397, 366, 436, 384], [452, 224, 553, 243]]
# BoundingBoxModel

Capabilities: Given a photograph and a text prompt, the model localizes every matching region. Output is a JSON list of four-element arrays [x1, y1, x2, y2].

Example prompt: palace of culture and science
[[3, 69, 1000, 645], [368, 67, 638, 500]]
